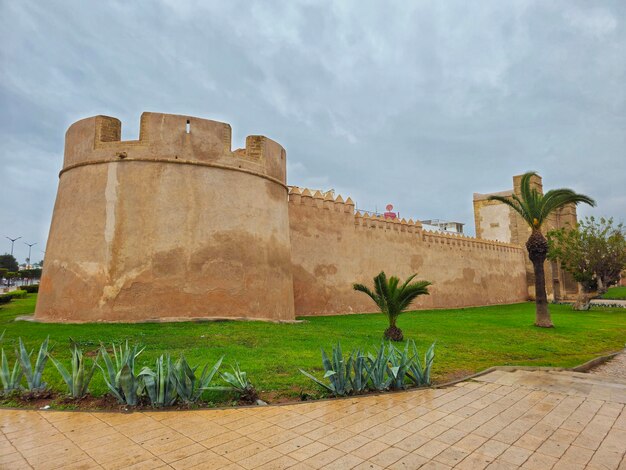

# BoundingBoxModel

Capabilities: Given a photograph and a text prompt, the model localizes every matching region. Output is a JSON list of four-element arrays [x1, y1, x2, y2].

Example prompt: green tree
[[5, 272, 18, 288], [0, 254, 18, 272], [353, 272, 431, 341], [548, 217, 626, 310], [488, 172, 595, 327]]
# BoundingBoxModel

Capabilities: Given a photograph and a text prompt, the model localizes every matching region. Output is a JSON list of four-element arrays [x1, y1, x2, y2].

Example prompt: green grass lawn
[[1, 294, 625, 402], [601, 286, 626, 300]]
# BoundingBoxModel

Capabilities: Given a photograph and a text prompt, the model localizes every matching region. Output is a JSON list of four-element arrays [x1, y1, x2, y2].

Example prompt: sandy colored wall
[[288, 188, 528, 316], [36, 113, 295, 322]]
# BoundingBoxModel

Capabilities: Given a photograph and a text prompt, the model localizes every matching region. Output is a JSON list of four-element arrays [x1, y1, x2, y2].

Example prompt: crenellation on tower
[[62, 112, 287, 186]]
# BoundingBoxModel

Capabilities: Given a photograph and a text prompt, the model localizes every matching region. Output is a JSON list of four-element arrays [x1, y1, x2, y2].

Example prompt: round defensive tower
[[35, 112, 295, 322]]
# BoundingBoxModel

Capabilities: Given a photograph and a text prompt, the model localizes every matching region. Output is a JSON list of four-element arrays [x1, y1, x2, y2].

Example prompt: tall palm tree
[[353, 272, 431, 341], [488, 172, 595, 328]]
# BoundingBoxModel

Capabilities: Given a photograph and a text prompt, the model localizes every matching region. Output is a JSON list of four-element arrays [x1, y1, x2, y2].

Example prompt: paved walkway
[[1, 369, 625, 469], [589, 353, 626, 380]]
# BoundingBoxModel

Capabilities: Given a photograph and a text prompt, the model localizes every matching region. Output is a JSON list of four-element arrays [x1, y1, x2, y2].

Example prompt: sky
[[1, 0, 624, 264]]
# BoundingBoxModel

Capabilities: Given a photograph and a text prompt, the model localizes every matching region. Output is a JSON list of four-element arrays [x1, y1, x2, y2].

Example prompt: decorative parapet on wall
[[62, 112, 288, 187], [289, 186, 523, 254]]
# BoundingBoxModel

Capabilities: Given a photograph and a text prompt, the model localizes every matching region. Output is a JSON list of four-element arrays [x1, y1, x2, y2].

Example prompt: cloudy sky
[[1, 0, 624, 263]]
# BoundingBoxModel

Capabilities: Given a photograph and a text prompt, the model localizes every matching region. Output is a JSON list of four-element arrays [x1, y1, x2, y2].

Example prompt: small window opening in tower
[[186, 120, 190, 134]]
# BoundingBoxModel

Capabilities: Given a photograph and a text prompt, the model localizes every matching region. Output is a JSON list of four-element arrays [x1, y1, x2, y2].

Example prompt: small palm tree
[[353, 272, 431, 341], [488, 172, 595, 328]]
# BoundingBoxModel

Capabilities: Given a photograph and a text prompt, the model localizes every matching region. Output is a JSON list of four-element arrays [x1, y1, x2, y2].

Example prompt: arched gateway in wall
[[36, 112, 532, 323]]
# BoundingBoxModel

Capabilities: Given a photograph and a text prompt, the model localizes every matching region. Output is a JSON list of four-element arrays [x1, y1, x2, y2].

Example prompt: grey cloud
[[1, 0, 624, 263]]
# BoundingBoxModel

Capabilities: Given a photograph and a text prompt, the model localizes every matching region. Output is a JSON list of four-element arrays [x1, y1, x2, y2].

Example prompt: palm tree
[[353, 272, 431, 341], [488, 172, 595, 328]]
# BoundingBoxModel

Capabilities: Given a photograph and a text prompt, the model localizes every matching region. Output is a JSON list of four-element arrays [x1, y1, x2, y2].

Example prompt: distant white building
[[420, 219, 465, 234]]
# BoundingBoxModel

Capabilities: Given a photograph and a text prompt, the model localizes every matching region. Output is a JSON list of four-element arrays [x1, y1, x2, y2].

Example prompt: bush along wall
[[0, 290, 27, 305]]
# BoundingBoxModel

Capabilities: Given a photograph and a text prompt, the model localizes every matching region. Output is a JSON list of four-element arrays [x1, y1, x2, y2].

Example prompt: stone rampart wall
[[288, 187, 528, 316]]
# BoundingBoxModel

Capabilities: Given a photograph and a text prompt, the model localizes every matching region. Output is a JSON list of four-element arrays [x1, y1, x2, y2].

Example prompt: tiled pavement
[[1, 369, 625, 469]]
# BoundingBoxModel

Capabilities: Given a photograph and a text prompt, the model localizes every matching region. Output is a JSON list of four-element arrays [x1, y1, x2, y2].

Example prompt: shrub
[[0, 290, 27, 305], [20, 285, 39, 293]]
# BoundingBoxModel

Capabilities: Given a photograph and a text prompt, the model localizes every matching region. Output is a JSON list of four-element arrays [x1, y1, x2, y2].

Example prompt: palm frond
[[489, 172, 595, 230], [354, 272, 431, 332]]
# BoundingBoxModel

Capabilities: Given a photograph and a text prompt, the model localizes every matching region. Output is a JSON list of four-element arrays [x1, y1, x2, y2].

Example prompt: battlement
[[288, 186, 355, 213], [288, 187, 522, 254], [62, 112, 287, 184]]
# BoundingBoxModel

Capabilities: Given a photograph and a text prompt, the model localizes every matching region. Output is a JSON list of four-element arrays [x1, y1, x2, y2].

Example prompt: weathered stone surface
[[36, 113, 294, 322]]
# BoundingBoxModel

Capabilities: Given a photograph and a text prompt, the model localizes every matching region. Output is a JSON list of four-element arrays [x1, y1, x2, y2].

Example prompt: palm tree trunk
[[526, 230, 554, 328], [384, 313, 403, 341]]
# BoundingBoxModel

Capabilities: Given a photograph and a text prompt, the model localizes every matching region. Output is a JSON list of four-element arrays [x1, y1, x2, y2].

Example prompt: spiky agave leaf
[[299, 369, 335, 393], [119, 363, 139, 406], [98, 341, 143, 405], [172, 354, 197, 402], [17, 337, 50, 391], [386, 342, 414, 390], [0, 348, 22, 392], [406, 340, 436, 387], [138, 355, 177, 407], [366, 342, 392, 391], [49, 342, 98, 398], [349, 349, 369, 393]]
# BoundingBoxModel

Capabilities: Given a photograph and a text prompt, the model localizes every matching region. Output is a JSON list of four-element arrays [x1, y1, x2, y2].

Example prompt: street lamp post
[[24, 242, 37, 268], [5, 236, 21, 256]]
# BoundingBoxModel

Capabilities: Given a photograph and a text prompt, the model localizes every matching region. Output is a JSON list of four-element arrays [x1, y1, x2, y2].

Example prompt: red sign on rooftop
[[384, 204, 397, 220]]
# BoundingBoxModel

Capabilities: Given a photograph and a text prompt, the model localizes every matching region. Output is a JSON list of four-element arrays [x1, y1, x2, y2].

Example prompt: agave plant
[[17, 337, 50, 391], [349, 349, 369, 394], [386, 343, 414, 390], [300, 343, 353, 396], [173, 355, 223, 404], [353, 272, 431, 341], [365, 343, 392, 391], [1, 348, 22, 393], [488, 172, 595, 327], [99, 341, 144, 406], [138, 354, 177, 407], [48, 340, 98, 398], [406, 340, 435, 387], [219, 363, 258, 402]]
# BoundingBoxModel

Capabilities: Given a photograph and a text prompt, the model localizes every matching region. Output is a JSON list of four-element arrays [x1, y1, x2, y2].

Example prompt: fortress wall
[[288, 188, 528, 316], [36, 113, 295, 322]]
